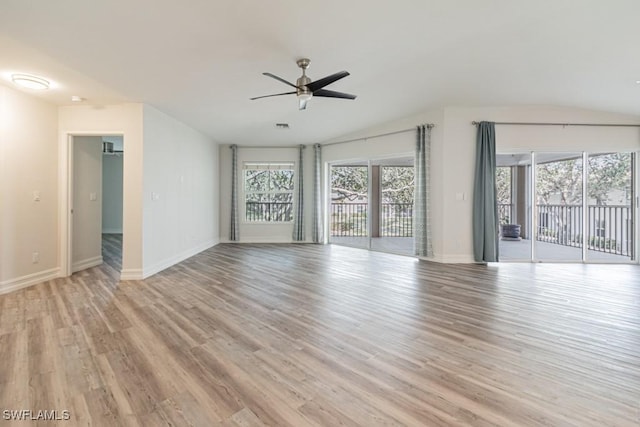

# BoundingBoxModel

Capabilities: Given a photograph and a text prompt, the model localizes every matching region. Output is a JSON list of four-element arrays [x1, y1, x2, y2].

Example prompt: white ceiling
[[2, 1, 639, 146]]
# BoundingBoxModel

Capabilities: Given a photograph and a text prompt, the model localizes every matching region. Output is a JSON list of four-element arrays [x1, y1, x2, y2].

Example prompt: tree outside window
[[244, 163, 294, 222]]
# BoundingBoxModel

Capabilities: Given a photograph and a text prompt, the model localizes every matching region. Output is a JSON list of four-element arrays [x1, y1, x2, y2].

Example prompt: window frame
[[242, 161, 296, 223]]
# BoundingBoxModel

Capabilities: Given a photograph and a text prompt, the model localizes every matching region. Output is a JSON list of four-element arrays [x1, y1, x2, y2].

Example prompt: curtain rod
[[322, 124, 434, 147], [230, 145, 302, 149], [471, 121, 640, 127]]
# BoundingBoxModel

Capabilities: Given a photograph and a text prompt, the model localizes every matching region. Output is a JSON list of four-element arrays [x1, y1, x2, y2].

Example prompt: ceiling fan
[[250, 58, 356, 110]]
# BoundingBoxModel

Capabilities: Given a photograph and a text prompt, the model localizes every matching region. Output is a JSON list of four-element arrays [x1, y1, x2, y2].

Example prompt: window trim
[[242, 161, 296, 223]]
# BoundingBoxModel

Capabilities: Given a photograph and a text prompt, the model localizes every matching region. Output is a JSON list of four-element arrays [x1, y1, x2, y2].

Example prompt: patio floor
[[330, 236, 634, 263], [330, 236, 414, 256], [500, 238, 633, 262]]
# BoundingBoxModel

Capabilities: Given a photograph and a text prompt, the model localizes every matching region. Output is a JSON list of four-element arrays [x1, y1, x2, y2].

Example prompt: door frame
[[498, 150, 639, 264], [60, 132, 124, 277], [325, 152, 415, 255]]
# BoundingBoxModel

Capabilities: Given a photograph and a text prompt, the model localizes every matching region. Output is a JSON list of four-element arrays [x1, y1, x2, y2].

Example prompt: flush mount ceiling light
[[11, 73, 50, 90]]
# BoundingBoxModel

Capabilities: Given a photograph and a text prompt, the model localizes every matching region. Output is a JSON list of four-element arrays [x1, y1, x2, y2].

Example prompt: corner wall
[[217, 109, 445, 251], [142, 105, 219, 277], [219, 145, 311, 243], [0, 85, 60, 293]]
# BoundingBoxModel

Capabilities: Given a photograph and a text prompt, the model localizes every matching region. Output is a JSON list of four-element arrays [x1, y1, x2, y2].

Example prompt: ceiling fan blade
[[250, 91, 296, 100], [306, 71, 350, 91], [263, 72, 299, 89], [313, 89, 357, 100], [298, 97, 309, 110]]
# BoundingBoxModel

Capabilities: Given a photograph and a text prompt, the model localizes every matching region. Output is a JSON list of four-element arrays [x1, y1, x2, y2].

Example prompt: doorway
[[329, 156, 415, 256], [69, 135, 124, 274]]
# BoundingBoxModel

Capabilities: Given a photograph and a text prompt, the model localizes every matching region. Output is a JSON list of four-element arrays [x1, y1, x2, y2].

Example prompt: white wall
[[0, 85, 59, 293], [72, 136, 103, 271], [102, 154, 123, 233], [142, 105, 219, 277]]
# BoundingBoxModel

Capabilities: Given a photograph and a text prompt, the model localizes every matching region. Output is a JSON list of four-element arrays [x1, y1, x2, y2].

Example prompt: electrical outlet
[[32, 252, 39, 263]]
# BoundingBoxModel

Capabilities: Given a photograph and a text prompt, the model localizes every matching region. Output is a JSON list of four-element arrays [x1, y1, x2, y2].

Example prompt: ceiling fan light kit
[[251, 58, 356, 110]]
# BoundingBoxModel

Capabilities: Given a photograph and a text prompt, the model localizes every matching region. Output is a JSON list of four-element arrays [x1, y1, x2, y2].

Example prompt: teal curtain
[[312, 144, 323, 243], [414, 125, 432, 256], [472, 121, 499, 262], [292, 145, 305, 241], [230, 144, 239, 241]]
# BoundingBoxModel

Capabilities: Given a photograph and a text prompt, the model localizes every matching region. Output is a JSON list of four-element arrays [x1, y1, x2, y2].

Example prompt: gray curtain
[[414, 125, 432, 257], [230, 144, 239, 241], [312, 143, 323, 243], [292, 145, 305, 241], [472, 121, 499, 262]]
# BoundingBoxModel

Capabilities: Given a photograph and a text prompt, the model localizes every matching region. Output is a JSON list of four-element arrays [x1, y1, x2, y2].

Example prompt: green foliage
[[330, 164, 414, 237], [588, 236, 617, 250], [535, 153, 631, 206], [244, 169, 294, 192], [536, 157, 583, 205], [330, 165, 415, 204], [587, 153, 631, 205], [244, 168, 294, 222], [381, 167, 414, 204], [496, 167, 511, 204], [331, 166, 368, 202]]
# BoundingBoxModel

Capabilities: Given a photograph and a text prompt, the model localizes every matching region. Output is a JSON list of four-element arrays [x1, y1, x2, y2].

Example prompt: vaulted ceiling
[[1, 1, 639, 145]]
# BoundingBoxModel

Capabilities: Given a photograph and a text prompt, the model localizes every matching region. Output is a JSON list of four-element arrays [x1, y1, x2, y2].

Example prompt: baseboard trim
[[421, 254, 477, 264], [0, 267, 60, 295], [102, 228, 123, 234], [120, 269, 144, 281], [72, 256, 103, 273], [219, 238, 312, 244], [142, 238, 219, 279]]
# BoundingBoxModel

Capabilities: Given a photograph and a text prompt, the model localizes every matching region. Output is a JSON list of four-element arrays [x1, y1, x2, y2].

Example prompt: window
[[244, 162, 294, 222]]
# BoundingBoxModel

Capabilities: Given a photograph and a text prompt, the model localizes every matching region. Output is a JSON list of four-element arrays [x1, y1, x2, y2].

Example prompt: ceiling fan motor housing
[[296, 75, 312, 97], [296, 58, 312, 96]]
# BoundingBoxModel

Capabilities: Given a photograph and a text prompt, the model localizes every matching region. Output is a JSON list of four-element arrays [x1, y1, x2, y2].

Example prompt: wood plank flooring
[[0, 240, 639, 426]]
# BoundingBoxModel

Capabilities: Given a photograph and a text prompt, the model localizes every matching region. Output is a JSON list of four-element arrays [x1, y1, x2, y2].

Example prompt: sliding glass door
[[370, 159, 414, 255], [535, 153, 584, 261], [586, 153, 634, 262], [498, 151, 636, 263], [329, 157, 415, 255], [329, 163, 369, 249]]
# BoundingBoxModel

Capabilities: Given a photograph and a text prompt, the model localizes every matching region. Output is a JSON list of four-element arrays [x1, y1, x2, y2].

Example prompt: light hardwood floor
[[0, 238, 639, 426]]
